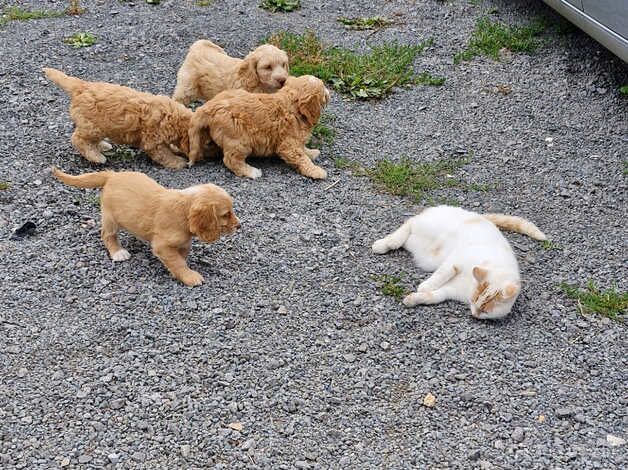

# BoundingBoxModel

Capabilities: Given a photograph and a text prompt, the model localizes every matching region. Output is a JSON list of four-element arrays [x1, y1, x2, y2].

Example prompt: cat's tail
[[52, 167, 111, 189], [43, 67, 85, 96], [483, 213, 547, 241], [372, 221, 412, 254]]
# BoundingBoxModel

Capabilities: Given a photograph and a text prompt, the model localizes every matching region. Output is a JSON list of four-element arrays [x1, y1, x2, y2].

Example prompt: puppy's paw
[[85, 153, 107, 164], [247, 167, 263, 179], [165, 157, 188, 170], [403, 290, 433, 307], [111, 249, 131, 262], [305, 165, 327, 180], [98, 141, 113, 152], [305, 148, 320, 160], [371, 239, 389, 254], [181, 270, 204, 287]]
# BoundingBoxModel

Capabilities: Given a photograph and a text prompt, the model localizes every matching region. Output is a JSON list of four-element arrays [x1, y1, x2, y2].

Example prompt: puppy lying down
[[52, 167, 240, 286], [44, 67, 194, 169], [189, 75, 330, 180]]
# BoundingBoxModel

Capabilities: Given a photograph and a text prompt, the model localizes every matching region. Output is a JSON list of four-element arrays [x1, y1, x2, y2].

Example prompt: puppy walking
[[44, 67, 194, 169], [189, 75, 330, 179], [52, 167, 240, 286]]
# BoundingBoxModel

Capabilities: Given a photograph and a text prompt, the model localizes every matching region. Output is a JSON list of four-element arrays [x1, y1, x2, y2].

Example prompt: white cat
[[372, 206, 547, 320]]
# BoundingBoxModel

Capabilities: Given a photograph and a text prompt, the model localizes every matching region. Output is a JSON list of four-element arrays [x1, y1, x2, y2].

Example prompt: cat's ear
[[501, 282, 520, 299], [472, 266, 488, 282]]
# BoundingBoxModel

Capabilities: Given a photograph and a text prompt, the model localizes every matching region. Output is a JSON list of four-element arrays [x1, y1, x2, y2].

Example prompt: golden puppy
[[172, 40, 289, 104], [52, 167, 240, 286], [44, 67, 193, 169], [189, 75, 331, 180]]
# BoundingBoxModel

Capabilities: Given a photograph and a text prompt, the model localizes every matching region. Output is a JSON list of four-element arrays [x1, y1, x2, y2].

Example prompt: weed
[[308, 114, 336, 149], [540, 239, 560, 251], [560, 281, 627, 320], [455, 17, 545, 63], [266, 31, 431, 99], [104, 146, 138, 162], [196, 0, 213, 5], [64, 32, 97, 48], [0, 182, 9, 190], [1, 6, 64, 24], [260, 0, 300, 13], [372, 274, 407, 300], [368, 155, 473, 201], [620, 85, 628, 95], [337, 16, 393, 31], [414, 72, 446, 86]]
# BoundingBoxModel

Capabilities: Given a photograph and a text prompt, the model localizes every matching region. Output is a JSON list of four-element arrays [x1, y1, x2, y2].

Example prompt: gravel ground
[[1, 0, 626, 468]]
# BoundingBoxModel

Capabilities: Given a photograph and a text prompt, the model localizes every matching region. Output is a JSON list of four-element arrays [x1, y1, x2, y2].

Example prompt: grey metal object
[[542, 0, 628, 62]]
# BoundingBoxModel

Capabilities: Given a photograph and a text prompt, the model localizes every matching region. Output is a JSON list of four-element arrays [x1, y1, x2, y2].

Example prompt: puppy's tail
[[483, 213, 547, 241], [52, 167, 111, 189], [43, 67, 85, 95], [187, 113, 211, 166]]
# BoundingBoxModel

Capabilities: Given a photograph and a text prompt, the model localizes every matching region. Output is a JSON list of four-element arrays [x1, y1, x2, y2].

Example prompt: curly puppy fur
[[44, 67, 193, 169], [172, 40, 289, 105], [189, 75, 330, 180], [52, 167, 240, 286]]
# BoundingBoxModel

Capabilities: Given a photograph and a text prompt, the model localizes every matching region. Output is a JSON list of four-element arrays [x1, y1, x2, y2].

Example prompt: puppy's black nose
[[277, 77, 286, 86]]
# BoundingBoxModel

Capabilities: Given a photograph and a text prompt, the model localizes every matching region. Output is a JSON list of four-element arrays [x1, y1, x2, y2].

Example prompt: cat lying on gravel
[[43, 67, 196, 169], [188, 75, 330, 179], [52, 167, 240, 286], [372, 206, 547, 319]]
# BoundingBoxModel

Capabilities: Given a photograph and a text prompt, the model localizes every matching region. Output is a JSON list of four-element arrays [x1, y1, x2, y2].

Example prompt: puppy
[[189, 75, 330, 180], [44, 67, 193, 169], [52, 167, 240, 286], [172, 40, 289, 104]]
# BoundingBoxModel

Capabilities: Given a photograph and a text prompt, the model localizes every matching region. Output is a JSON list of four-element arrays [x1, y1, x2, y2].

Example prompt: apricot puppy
[[172, 40, 289, 104], [52, 167, 240, 286], [189, 75, 330, 180], [44, 67, 193, 169]]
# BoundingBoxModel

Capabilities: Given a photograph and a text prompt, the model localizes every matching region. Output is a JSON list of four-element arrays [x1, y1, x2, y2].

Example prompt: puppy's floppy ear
[[237, 53, 259, 91], [296, 90, 323, 128], [188, 198, 220, 244]]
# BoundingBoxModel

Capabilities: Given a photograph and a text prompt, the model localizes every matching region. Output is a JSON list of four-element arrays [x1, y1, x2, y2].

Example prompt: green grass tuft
[[266, 31, 432, 99], [309, 114, 336, 149], [540, 239, 560, 251], [337, 16, 393, 30], [0, 182, 10, 190], [1, 6, 64, 24], [414, 72, 446, 86], [620, 85, 628, 96], [104, 146, 138, 162], [64, 32, 97, 48], [260, 0, 300, 13], [368, 155, 472, 201], [372, 274, 407, 300], [455, 17, 545, 63], [195, 0, 213, 5], [560, 281, 627, 320]]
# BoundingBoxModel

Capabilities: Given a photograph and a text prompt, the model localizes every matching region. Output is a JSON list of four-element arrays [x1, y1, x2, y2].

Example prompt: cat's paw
[[371, 239, 389, 254], [403, 290, 433, 307]]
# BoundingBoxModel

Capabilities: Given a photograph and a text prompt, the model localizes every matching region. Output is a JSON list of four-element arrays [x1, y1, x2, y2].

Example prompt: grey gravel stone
[[512, 427, 525, 443], [556, 407, 576, 418]]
